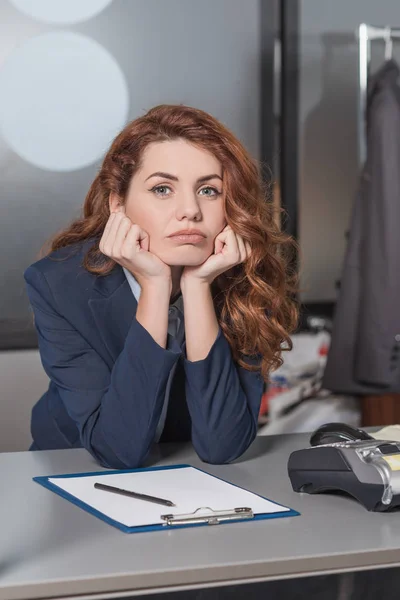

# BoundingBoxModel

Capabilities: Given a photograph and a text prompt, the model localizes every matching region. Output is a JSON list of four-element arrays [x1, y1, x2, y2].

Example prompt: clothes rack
[[358, 24, 400, 164], [357, 24, 400, 427]]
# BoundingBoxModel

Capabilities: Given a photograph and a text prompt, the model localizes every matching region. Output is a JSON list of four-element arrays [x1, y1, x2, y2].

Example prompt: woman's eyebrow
[[145, 172, 222, 183], [145, 171, 178, 182], [197, 174, 223, 184]]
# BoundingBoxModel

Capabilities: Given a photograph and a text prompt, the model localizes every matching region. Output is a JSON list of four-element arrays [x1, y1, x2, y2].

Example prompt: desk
[[1, 433, 400, 600]]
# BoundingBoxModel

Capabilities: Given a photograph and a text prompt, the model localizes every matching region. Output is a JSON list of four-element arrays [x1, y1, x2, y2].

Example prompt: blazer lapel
[[88, 265, 137, 362]]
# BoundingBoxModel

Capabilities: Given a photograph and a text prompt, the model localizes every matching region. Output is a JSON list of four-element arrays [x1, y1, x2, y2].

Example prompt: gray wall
[[0, 351, 48, 452], [0, 0, 261, 451], [299, 0, 400, 301]]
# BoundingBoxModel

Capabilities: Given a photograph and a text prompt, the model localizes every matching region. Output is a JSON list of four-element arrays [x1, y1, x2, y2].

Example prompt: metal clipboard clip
[[161, 506, 254, 526]]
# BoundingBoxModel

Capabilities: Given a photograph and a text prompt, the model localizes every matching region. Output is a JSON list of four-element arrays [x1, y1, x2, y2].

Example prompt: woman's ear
[[109, 192, 125, 214]]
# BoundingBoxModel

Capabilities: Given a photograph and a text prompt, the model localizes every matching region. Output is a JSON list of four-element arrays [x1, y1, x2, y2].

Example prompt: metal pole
[[358, 23, 369, 166]]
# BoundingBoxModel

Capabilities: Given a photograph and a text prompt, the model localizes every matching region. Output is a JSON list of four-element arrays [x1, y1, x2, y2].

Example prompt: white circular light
[[8, 0, 113, 25], [0, 32, 129, 172]]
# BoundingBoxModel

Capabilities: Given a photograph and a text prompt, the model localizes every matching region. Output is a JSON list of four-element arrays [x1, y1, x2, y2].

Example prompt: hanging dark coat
[[323, 59, 400, 394]]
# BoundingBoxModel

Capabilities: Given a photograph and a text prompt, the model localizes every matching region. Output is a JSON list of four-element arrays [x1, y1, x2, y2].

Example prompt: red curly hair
[[48, 104, 298, 380]]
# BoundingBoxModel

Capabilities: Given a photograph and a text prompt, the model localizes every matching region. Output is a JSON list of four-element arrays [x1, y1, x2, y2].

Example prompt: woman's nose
[[176, 194, 202, 221]]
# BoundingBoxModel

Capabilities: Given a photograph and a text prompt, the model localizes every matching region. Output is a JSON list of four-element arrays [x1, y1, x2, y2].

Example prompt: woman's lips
[[167, 230, 206, 244], [168, 233, 205, 244]]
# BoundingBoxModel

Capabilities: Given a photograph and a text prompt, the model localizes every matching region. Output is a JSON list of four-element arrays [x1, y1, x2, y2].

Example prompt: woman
[[25, 104, 297, 469]]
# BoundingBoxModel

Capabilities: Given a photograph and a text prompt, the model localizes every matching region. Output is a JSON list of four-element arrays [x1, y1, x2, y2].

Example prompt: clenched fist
[[99, 210, 171, 286], [181, 225, 250, 285]]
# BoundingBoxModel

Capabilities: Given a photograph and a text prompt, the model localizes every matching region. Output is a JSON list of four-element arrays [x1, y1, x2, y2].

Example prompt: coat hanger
[[384, 26, 393, 60]]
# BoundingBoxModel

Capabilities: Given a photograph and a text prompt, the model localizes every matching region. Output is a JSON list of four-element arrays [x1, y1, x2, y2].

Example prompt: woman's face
[[114, 139, 226, 266]]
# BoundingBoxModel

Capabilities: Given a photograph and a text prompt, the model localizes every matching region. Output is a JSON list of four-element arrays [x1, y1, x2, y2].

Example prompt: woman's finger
[[216, 227, 239, 259], [121, 224, 141, 258], [107, 211, 123, 238], [236, 235, 247, 263], [214, 227, 230, 254], [214, 235, 225, 254], [102, 212, 125, 256], [112, 217, 132, 258], [137, 227, 150, 252], [99, 213, 116, 252], [226, 229, 240, 260]]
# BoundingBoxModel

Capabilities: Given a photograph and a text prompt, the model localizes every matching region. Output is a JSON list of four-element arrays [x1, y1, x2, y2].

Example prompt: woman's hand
[[99, 210, 171, 286], [181, 225, 250, 286]]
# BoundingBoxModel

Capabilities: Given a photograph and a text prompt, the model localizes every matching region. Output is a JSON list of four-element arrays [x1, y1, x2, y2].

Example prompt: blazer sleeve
[[183, 330, 263, 464], [25, 265, 181, 469]]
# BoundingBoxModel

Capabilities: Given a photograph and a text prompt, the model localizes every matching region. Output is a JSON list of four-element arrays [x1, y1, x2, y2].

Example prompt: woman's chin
[[158, 247, 211, 267]]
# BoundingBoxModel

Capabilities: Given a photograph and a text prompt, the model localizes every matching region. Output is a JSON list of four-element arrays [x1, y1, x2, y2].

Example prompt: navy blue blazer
[[24, 241, 263, 469]]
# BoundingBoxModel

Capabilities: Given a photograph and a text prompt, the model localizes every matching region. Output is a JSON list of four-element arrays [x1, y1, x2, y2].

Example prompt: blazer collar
[[88, 265, 136, 361]]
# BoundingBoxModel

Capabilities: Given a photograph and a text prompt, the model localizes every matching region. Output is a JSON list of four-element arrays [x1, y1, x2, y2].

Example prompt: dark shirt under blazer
[[24, 241, 263, 469]]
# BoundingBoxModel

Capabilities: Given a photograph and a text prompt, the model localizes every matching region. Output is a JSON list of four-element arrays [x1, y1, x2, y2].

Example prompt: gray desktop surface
[[1, 433, 400, 600]]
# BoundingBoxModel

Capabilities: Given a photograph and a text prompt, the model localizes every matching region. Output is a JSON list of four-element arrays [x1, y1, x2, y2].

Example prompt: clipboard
[[160, 506, 255, 525], [33, 464, 299, 533]]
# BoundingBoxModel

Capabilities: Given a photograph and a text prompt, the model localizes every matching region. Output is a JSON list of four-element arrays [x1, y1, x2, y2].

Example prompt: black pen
[[94, 482, 176, 507]]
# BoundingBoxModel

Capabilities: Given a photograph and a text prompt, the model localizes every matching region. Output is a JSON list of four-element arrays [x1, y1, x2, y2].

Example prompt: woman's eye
[[151, 185, 172, 197], [199, 186, 220, 197]]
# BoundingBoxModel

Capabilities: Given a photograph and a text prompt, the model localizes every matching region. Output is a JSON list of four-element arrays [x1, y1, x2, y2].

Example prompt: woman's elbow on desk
[[195, 442, 253, 466], [193, 422, 257, 465], [89, 446, 151, 470], [84, 429, 152, 470]]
